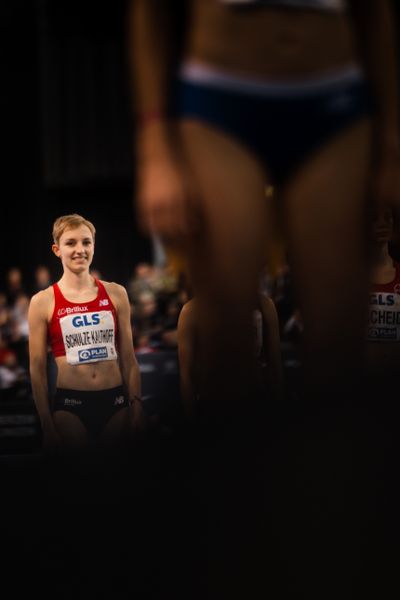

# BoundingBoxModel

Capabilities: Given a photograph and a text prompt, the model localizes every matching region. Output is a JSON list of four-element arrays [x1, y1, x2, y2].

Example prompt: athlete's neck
[[371, 242, 393, 269], [58, 271, 95, 293], [371, 242, 395, 283]]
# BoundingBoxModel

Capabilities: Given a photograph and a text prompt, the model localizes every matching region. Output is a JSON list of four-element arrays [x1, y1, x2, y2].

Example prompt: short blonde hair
[[52, 214, 96, 245]]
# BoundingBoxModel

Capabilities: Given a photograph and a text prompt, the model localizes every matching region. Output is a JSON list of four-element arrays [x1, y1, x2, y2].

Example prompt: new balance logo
[[99, 299, 109, 306], [114, 396, 125, 406]]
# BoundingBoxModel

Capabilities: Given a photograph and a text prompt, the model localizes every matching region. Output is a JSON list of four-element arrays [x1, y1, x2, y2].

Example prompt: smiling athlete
[[28, 214, 143, 453]]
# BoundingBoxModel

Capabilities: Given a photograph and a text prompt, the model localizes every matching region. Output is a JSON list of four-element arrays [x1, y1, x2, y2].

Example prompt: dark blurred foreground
[[1, 366, 399, 600]]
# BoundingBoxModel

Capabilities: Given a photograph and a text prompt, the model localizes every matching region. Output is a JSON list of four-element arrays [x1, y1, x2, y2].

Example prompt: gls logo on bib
[[72, 314, 100, 327], [369, 294, 395, 306]]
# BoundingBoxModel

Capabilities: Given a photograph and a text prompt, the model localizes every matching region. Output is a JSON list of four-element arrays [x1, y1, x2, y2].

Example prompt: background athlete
[[367, 206, 400, 376], [178, 291, 283, 421]]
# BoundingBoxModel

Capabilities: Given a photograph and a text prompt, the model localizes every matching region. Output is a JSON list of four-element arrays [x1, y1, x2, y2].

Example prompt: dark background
[[0, 0, 151, 292]]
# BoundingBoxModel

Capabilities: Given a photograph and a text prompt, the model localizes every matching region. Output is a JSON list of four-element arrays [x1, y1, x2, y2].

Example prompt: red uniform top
[[368, 261, 400, 342], [48, 279, 118, 365]]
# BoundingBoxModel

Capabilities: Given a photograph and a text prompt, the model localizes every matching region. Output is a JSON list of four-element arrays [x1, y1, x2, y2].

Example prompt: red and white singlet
[[48, 280, 118, 365], [367, 262, 400, 343]]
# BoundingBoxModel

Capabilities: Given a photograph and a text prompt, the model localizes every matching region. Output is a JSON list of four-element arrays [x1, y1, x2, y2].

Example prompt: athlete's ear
[[52, 244, 61, 258]]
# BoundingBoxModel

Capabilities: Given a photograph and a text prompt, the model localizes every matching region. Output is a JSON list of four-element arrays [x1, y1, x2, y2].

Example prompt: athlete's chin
[[69, 262, 90, 273]]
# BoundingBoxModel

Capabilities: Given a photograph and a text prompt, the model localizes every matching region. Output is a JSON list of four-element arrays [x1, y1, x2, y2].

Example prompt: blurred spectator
[[151, 233, 168, 268], [283, 308, 304, 345], [156, 264, 179, 296], [0, 292, 11, 339], [33, 265, 52, 293], [0, 350, 27, 391], [271, 263, 295, 334], [132, 290, 163, 347], [259, 263, 274, 299], [160, 296, 181, 349], [135, 332, 156, 355], [6, 267, 25, 306], [0, 333, 12, 365], [128, 262, 157, 303], [10, 294, 30, 370]]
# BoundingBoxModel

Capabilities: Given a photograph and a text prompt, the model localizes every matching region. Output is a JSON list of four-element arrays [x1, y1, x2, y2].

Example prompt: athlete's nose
[[74, 243, 86, 255]]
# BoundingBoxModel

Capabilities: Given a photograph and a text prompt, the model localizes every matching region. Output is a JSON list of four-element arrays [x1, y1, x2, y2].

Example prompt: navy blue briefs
[[175, 62, 373, 185]]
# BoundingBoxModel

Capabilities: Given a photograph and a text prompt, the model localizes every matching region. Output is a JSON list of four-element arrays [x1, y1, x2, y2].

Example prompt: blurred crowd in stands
[[0, 260, 300, 399]]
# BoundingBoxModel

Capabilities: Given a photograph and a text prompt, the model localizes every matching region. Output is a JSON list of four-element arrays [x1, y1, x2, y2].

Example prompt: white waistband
[[179, 61, 364, 97], [219, 0, 346, 12]]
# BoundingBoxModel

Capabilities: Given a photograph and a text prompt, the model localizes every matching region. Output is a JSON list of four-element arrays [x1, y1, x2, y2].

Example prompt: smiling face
[[52, 225, 95, 274]]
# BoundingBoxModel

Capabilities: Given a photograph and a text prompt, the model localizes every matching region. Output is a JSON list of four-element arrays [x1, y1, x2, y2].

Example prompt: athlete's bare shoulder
[[29, 286, 54, 319], [30, 286, 53, 307], [101, 281, 129, 310], [101, 280, 127, 296]]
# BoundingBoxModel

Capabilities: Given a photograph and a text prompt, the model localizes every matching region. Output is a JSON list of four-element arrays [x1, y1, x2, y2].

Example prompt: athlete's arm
[[111, 284, 143, 429], [260, 294, 284, 401], [348, 0, 400, 207], [28, 291, 60, 448], [128, 0, 179, 129], [177, 300, 197, 420], [128, 0, 191, 237]]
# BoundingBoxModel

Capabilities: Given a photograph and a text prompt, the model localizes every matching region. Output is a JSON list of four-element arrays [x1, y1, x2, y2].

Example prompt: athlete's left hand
[[129, 400, 147, 437]]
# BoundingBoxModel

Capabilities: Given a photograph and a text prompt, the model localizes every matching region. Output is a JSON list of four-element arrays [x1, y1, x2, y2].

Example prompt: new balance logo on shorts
[[114, 396, 125, 406]]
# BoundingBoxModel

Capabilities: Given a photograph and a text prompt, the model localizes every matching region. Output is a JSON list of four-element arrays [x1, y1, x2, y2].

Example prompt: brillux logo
[[58, 306, 88, 316]]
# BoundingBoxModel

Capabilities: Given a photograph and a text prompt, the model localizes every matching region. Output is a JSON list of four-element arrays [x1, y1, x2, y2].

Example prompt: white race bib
[[368, 292, 400, 342], [59, 310, 117, 365]]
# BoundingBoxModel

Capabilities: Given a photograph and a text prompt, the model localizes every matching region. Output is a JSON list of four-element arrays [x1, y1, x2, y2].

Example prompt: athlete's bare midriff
[[185, 1, 358, 78], [55, 356, 123, 391]]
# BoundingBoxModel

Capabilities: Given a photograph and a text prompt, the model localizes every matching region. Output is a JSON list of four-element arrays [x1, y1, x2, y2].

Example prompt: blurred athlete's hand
[[136, 153, 195, 242]]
